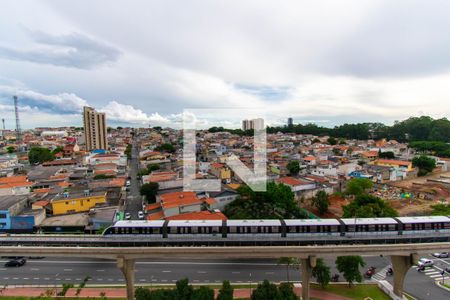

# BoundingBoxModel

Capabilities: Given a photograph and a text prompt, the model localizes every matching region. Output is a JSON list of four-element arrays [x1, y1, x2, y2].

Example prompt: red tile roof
[[165, 210, 227, 220], [277, 176, 311, 186], [160, 191, 202, 209]]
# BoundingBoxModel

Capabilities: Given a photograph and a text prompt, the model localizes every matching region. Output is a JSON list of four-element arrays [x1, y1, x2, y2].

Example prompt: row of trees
[[135, 278, 299, 300], [209, 116, 450, 142], [269, 116, 450, 142], [136, 255, 367, 300], [135, 279, 233, 300]]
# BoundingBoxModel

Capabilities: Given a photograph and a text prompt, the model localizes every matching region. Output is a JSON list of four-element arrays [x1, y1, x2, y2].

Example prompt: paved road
[[402, 254, 450, 300], [125, 138, 142, 219], [0, 256, 389, 286], [1, 256, 448, 299]]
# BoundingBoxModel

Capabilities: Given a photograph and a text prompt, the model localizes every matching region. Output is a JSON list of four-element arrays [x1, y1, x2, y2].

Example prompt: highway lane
[[0, 257, 387, 286], [1, 256, 448, 299]]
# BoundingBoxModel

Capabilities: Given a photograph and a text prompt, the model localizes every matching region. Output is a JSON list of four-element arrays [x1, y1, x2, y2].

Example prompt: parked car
[[5, 258, 26, 267], [445, 267, 450, 274], [432, 252, 449, 258], [418, 258, 434, 267], [125, 212, 131, 220], [138, 211, 145, 220]]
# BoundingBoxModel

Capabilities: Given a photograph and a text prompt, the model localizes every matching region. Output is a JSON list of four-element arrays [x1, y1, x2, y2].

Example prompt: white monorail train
[[103, 216, 450, 239]]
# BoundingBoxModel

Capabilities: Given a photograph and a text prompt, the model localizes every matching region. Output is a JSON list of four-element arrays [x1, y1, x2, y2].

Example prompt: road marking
[[23, 277, 29, 280], [139, 279, 146, 282], [13, 277, 18, 280], [118, 279, 124, 281], [265, 272, 274, 275], [108, 279, 113, 281], [197, 271, 207, 274], [33, 278, 39, 280], [429, 274, 442, 278], [193, 280, 199, 282], [161, 280, 167, 282], [75, 278, 81, 280], [44, 278, 50, 280], [55, 278, 61, 281], [63, 269, 72, 271], [434, 277, 449, 281], [97, 278, 103, 281], [30, 268, 39, 271], [96, 269, 105, 272], [0, 268, 6, 271], [162, 270, 171, 273], [232, 271, 240, 274], [3, 277, 9, 280]]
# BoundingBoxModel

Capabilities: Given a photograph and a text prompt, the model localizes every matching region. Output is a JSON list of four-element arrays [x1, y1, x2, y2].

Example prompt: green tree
[[275, 283, 297, 300], [148, 164, 161, 172], [251, 280, 279, 300], [327, 137, 337, 145], [287, 160, 300, 175], [52, 146, 64, 154], [224, 182, 308, 219], [155, 143, 176, 153], [311, 191, 330, 215], [140, 182, 159, 203], [138, 169, 150, 177], [28, 147, 55, 164], [135, 287, 151, 300], [378, 151, 395, 159], [312, 258, 331, 289], [342, 194, 398, 218], [173, 278, 193, 300], [412, 155, 436, 176], [217, 280, 234, 300], [430, 204, 450, 216], [345, 178, 373, 196], [335, 256, 365, 286], [277, 257, 300, 283], [192, 286, 214, 300], [6, 146, 15, 153], [124, 144, 132, 159], [312, 138, 321, 144]]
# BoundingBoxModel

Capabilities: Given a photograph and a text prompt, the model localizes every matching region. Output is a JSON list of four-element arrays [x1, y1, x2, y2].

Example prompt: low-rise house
[[277, 176, 316, 199], [51, 190, 107, 215], [0, 195, 29, 231], [0, 175, 32, 195], [371, 159, 414, 172]]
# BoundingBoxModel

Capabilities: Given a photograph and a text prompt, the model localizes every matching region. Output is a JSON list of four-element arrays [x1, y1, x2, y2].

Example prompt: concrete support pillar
[[300, 256, 316, 300], [390, 253, 417, 300], [117, 257, 135, 300]]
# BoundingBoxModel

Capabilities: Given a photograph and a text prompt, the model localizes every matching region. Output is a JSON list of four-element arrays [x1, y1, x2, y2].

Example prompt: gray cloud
[[0, 30, 121, 69]]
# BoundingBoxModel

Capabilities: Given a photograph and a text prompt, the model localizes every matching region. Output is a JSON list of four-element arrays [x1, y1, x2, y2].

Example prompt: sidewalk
[[0, 286, 353, 300]]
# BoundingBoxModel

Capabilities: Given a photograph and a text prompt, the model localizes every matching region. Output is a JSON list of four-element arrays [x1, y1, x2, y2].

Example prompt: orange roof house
[[165, 210, 227, 221]]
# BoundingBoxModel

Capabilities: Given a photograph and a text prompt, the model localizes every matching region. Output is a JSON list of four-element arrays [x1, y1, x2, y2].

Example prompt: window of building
[[0, 213, 7, 219]]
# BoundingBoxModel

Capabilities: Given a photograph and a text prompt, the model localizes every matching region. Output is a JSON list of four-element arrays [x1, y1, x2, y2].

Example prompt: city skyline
[[1, 0, 450, 129]]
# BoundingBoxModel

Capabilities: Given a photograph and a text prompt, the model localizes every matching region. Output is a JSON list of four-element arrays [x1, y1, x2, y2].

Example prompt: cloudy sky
[[1, 0, 450, 129]]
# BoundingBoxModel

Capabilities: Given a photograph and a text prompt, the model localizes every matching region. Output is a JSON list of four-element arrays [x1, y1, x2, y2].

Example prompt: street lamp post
[[249, 272, 252, 296]]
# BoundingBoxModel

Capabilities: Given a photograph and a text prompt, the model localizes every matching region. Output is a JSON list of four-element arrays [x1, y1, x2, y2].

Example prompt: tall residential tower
[[83, 106, 108, 151]]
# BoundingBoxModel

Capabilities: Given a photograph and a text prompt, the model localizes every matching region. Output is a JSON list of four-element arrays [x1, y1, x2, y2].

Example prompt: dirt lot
[[374, 171, 450, 216]]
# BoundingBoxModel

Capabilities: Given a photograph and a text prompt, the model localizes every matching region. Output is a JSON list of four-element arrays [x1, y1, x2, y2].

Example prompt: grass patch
[[311, 283, 391, 300]]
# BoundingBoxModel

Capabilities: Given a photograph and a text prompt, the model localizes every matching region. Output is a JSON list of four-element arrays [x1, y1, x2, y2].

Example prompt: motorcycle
[[417, 264, 425, 272], [386, 267, 393, 276], [364, 266, 376, 278], [331, 274, 339, 282]]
